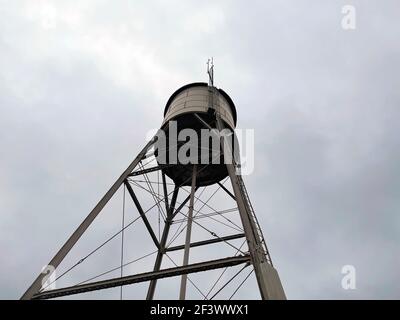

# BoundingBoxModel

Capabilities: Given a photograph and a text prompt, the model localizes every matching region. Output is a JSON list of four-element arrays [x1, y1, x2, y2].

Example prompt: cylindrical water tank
[[163, 82, 237, 129], [158, 82, 237, 187]]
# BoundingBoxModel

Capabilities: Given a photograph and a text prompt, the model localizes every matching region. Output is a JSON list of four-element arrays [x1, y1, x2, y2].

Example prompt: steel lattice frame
[[21, 100, 285, 301]]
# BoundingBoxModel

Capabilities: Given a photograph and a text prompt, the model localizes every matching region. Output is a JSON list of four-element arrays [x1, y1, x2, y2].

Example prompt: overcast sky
[[1, 0, 399, 299]]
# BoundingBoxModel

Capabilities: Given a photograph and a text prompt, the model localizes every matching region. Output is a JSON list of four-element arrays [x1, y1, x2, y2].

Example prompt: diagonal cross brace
[[124, 181, 160, 249]]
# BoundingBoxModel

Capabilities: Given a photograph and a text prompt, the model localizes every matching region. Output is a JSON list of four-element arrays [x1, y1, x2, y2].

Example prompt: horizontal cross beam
[[33, 255, 251, 300], [129, 164, 172, 177], [166, 233, 245, 252]]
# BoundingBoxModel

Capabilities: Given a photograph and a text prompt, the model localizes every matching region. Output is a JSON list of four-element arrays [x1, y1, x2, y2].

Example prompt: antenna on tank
[[207, 57, 214, 87]]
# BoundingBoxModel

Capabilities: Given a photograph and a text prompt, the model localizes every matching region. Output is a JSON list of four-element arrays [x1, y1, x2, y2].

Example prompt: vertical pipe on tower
[[179, 164, 197, 300]]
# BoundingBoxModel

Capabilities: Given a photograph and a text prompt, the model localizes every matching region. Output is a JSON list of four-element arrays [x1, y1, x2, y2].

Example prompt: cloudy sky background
[[1, 0, 399, 299]]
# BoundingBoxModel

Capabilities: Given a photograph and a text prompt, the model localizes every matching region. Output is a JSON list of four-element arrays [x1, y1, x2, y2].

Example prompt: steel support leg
[[215, 111, 286, 300], [21, 137, 157, 300], [146, 186, 179, 300], [179, 164, 197, 300]]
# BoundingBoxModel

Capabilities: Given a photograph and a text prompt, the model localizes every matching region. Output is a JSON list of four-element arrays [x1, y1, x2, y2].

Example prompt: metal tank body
[[158, 82, 237, 187]]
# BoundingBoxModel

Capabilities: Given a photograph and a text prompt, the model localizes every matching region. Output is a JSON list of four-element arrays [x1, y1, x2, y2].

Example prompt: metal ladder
[[236, 173, 273, 266], [211, 86, 273, 266]]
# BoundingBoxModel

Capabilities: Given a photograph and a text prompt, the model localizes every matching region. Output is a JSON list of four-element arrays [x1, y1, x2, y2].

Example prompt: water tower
[[21, 62, 286, 300]]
